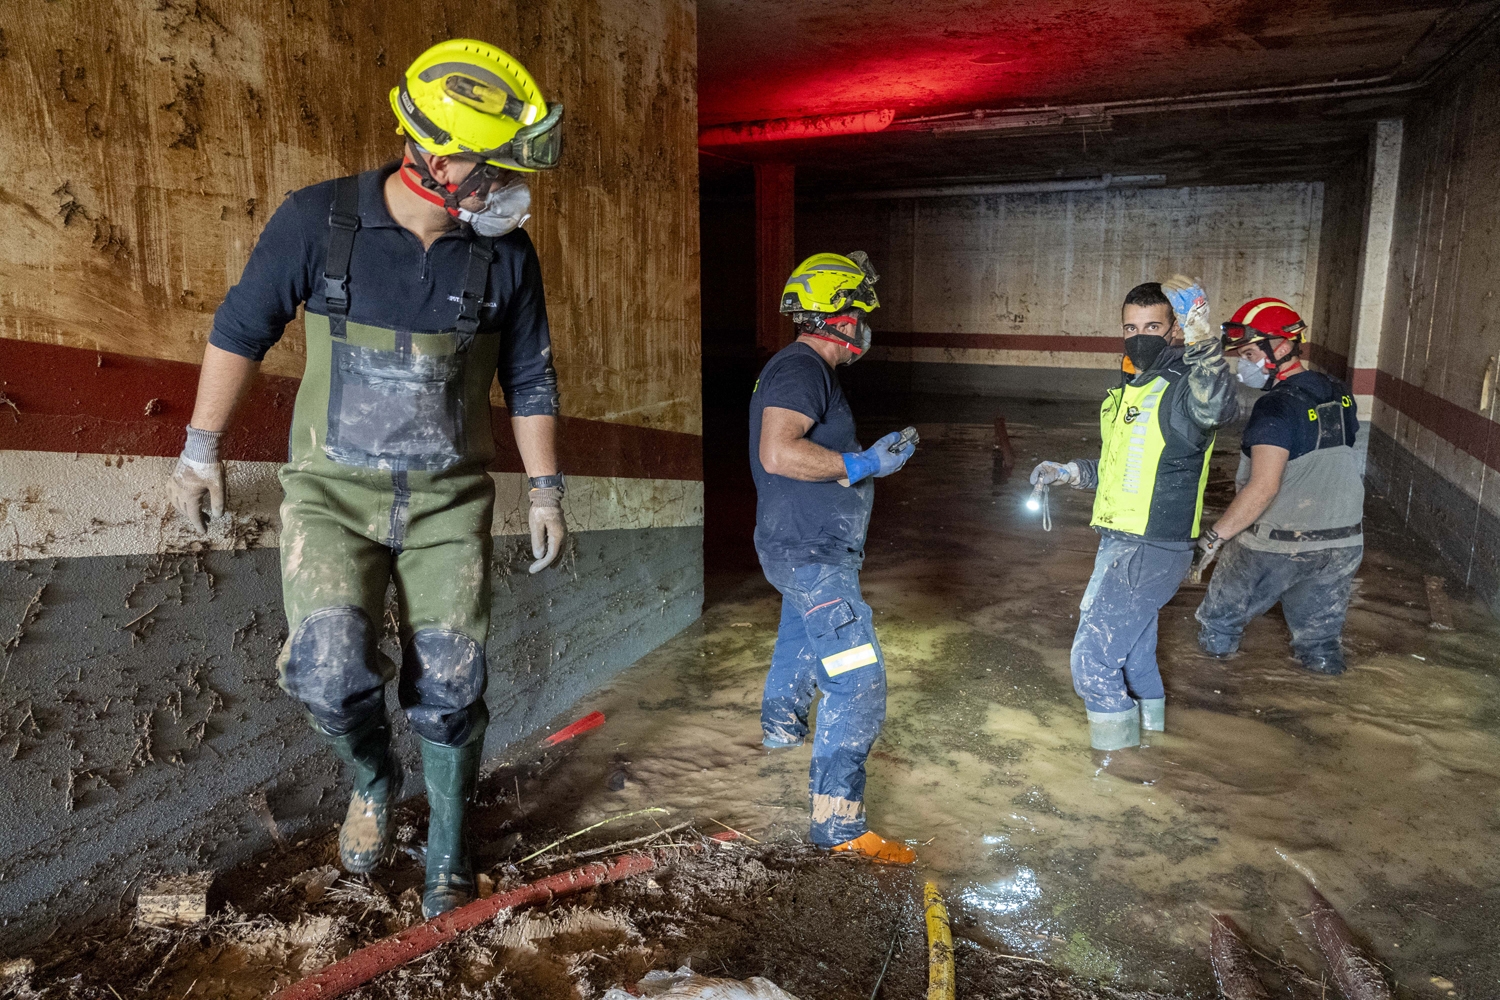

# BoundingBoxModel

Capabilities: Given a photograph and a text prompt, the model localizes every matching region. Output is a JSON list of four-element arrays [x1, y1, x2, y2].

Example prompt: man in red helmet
[[1192, 298, 1364, 675]]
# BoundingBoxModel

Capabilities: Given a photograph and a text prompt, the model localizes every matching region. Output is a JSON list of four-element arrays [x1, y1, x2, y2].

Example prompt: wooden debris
[[1308, 885, 1394, 1000], [1425, 576, 1455, 630], [1208, 915, 1269, 1000], [137, 872, 213, 928], [1, 958, 35, 979]]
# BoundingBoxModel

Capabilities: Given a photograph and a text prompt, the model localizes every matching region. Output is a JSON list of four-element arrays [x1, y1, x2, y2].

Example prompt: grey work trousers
[[1196, 540, 1363, 661]]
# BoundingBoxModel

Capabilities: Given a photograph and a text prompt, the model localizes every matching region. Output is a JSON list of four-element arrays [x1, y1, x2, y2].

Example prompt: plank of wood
[[137, 872, 213, 928]]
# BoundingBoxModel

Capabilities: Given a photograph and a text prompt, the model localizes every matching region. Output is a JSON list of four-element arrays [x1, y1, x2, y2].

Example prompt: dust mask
[[458, 178, 531, 237], [1236, 356, 1271, 389], [1123, 334, 1167, 373]]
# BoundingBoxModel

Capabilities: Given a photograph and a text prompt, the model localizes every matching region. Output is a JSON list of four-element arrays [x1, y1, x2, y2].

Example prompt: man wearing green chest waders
[[166, 40, 568, 917], [1030, 278, 1238, 752]]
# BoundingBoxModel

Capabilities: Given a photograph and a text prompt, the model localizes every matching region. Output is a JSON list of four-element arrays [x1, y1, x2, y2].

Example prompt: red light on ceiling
[[699, 109, 896, 146]]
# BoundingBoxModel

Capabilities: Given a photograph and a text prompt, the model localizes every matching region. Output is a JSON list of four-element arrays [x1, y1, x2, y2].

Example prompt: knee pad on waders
[[280, 606, 392, 734], [399, 629, 489, 746]]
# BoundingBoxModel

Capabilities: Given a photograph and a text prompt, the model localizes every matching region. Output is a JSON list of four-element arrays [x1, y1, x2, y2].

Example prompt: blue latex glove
[[842, 430, 916, 485], [1162, 275, 1206, 319]]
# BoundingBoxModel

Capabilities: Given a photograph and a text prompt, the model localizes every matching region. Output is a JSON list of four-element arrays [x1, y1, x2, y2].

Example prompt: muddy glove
[[1162, 274, 1213, 347], [841, 429, 916, 485], [1029, 460, 1080, 487], [167, 425, 225, 533], [527, 481, 567, 574], [1191, 527, 1225, 584]]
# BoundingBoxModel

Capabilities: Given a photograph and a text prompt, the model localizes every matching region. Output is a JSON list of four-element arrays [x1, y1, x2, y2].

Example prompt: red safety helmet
[[1221, 297, 1307, 351]]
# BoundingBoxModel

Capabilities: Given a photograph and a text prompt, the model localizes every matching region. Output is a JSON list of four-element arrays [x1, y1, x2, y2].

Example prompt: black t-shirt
[[748, 342, 873, 567], [1242, 371, 1359, 459]]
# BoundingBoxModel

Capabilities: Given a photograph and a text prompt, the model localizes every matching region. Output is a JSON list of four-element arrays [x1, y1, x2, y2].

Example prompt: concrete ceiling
[[697, 0, 1500, 190]]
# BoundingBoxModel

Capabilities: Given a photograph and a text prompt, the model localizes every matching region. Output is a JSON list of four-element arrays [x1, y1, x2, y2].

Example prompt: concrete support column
[[755, 162, 796, 356], [1349, 120, 1404, 436]]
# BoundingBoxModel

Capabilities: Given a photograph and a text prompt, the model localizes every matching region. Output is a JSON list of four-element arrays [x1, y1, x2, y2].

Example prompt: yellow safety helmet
[[780, 252, 880, 315], [390, 39, 563, 173]]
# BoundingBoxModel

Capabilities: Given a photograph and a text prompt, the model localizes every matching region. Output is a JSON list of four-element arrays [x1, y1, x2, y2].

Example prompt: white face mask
[[1236, 356, 1271, 388], [458, 178, 531, 237]]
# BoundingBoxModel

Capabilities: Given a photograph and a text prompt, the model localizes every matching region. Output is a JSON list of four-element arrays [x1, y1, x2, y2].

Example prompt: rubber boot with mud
[[1139, 698, 1166, 733], [421, 734, 482, 919], [323, 712, 402, 874], [1087, 707, 1141, 750], [831, 830, 916, 864]]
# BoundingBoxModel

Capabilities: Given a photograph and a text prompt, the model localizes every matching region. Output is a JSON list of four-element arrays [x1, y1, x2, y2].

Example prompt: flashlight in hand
[[1026, 483, 1044, 511]]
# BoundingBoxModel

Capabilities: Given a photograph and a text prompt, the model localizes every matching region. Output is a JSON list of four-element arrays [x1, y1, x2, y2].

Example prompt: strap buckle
[[322, 274, 350, 312]]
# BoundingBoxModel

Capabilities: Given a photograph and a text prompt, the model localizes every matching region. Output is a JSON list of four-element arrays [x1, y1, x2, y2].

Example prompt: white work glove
[[527, 486, 566, 574], [167, 425, 226, 533], [1191, 527, 1225, 584], [1029, 460, 1079, 487], [1162, 274, 1213, 347]]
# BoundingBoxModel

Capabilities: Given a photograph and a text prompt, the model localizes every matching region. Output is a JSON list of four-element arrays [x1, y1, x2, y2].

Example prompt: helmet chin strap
[[399, 144, 498, 219], [801, 332, 863, 356]]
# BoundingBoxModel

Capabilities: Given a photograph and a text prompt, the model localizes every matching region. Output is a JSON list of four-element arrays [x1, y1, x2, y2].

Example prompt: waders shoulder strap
[[456, 235, 495, 336], [323, 175, 361, 340]]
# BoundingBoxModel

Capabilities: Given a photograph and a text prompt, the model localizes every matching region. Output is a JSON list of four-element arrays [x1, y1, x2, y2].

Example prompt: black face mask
[[1123, 334, 1168, 373]]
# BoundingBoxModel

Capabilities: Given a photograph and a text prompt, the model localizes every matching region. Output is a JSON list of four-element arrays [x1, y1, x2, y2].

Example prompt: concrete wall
[[1363, 43, 1500, 613], [0, 0, 701, 944], [797, 182, 1325, 400]]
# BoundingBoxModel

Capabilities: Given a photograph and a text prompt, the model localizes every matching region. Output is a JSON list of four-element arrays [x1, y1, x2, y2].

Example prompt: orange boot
[[831, 830, 916, 864]]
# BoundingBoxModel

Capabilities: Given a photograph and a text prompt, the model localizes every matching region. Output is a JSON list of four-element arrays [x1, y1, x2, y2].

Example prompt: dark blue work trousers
[[1070, 535, 1194, 714], [1196, 541, 1363, 661], [759, 559, 886, 847]]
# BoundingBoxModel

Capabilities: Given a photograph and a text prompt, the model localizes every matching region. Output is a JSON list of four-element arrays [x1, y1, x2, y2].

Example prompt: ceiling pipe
[[820, 173, 1167, 201], [699, 109, 895, 146], [897, 5, 1500, 136]]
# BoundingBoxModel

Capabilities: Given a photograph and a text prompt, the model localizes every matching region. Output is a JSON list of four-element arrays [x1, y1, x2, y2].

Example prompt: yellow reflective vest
[[1090, 370, 1215, 541]]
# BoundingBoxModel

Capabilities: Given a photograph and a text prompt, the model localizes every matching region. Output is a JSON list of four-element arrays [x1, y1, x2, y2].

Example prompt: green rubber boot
[[1140, 698, 1166, 733], [420, 734, 483, 918], [1087, 707, 1141, 751], [323, 713, 403, 874]]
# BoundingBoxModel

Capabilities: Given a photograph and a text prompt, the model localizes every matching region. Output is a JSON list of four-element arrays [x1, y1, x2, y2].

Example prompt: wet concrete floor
[[536, 399, 1500, 998]]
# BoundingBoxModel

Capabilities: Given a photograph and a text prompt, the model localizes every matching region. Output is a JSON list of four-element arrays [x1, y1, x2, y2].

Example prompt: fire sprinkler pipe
[[271, 831, 738, 1000], [699, 109, 895, 146], [825, 173, 1166, 202]]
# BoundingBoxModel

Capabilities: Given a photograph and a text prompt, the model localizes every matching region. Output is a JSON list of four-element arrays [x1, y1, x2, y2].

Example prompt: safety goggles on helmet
[[505, 103, 564, 169], [1220, 317, 1306, 350]]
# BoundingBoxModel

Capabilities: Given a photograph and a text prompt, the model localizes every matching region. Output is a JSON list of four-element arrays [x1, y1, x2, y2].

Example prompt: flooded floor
[[540, 401, 1500, 998]]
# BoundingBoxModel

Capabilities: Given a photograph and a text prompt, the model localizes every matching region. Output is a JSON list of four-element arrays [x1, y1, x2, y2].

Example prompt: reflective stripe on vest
[[1091, 374, 1213, 539]]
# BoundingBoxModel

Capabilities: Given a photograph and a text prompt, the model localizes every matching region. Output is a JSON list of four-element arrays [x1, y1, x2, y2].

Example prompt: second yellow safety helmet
[[780, 252, 880, 315], [390, 39, 563, 172]]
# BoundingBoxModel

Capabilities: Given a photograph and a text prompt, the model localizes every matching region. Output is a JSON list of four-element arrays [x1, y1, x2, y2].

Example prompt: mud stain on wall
[[0, 0, 701, 436]]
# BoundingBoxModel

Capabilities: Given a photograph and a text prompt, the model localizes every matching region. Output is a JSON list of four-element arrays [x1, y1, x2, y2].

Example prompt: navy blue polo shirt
[[208, 163, 559, 416], [1242, 371, 1359, 459], [749, 342, 873, 568]]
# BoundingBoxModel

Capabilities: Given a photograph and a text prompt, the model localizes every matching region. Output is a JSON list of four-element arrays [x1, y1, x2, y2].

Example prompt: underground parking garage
[[2, 1, 1500, 996]]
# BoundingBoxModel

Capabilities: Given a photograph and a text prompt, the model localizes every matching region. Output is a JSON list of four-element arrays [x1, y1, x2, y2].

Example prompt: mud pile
[[3, 827, 1172, 1000]]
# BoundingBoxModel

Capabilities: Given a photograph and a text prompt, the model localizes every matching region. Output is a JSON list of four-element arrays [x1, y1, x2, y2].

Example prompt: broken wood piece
[[137, 872, 213, 928], [1209, 914, 1270, 999], [993, 416, 1016, 471], [1425, 576, 1455, 630], [1307, 885, 1394, 1000]]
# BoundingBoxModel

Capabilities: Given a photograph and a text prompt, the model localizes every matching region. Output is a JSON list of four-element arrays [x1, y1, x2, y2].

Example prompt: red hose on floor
[[272, 831, 735, 1000]]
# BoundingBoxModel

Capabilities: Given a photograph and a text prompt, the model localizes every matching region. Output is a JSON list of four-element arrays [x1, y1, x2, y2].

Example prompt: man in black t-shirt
[[1193, 298, 1365, 675], [749, 252, 917, 863]]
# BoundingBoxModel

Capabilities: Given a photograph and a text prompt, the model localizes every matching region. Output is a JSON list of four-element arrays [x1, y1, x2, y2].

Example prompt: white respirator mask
[[458, 177, 532, 237], [1236, 356, 1272, 389]]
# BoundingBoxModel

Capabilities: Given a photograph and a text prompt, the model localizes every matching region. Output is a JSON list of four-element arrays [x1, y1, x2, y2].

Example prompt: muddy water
[[536, 408, 1500, 998]]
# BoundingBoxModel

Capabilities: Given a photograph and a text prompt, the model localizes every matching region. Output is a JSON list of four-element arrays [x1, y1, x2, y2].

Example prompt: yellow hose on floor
[[923, 881, 956, 1000]]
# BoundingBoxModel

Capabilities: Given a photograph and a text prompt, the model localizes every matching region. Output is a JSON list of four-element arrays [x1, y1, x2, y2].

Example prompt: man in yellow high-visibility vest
[[1030, 277, 1238, 751]]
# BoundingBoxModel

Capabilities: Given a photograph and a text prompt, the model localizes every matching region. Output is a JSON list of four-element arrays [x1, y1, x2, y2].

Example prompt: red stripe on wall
[[882, 331, 1123, 353], [0, 339, 702, 481], [1373, 368, 1500, 475]]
